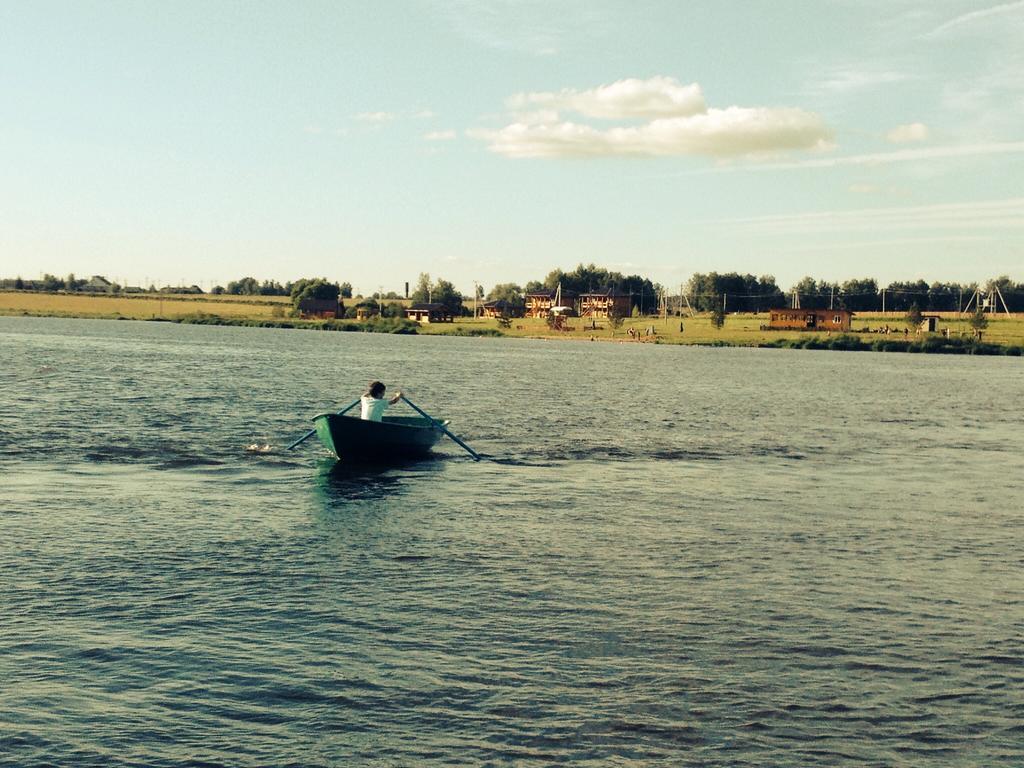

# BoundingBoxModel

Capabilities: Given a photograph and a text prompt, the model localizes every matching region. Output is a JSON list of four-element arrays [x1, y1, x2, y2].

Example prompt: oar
[[286, 398, 360, 450], [400, 395, 481, 461]]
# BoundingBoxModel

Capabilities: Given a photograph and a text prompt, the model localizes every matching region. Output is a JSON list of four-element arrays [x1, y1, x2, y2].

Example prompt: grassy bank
[[3, 291, 1022, 354]]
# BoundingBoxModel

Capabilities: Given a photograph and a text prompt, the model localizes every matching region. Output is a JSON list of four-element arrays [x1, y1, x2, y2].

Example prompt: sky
[[1, 0, 1022, 295]]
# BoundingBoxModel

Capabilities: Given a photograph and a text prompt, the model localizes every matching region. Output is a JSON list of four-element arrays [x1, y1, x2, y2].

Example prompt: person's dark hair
[[366, 380, 386, 398]]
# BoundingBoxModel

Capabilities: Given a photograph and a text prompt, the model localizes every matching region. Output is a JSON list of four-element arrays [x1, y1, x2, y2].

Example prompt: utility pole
[[830, 285, 834, 310], [473, 280, 479, 319], [881, 288, 886, 313]]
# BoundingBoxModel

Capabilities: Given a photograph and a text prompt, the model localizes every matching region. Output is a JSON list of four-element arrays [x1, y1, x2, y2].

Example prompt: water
[[2, 316, 1022, 766]]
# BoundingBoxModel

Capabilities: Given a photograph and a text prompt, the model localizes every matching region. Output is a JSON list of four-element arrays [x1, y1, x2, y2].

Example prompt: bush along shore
[[756, 333, 1022, 356], [167, 314, 420, 334]]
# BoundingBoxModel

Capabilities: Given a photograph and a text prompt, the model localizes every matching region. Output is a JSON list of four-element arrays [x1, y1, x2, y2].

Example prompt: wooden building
[[355, 306, 379, 320], [767, 308, 853, 331], [481, 299, 523, 319], [525, 289, 577, 318], [405, 303, 453, 323], [580, 291, 631, 319], [298, 298, 340, 318]]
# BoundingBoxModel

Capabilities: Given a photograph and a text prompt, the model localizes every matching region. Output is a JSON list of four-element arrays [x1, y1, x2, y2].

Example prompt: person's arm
[[388, 391, 402, 405]]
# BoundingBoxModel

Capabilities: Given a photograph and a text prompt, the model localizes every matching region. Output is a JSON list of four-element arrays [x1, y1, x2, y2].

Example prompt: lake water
[[2, 316, 1022, 766]]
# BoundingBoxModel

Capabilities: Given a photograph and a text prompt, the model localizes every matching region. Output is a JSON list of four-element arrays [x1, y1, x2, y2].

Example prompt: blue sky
[[2, 0, 1021, 294]]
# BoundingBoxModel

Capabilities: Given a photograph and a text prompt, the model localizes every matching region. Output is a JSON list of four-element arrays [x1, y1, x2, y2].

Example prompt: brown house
[[768, 308, 853, 331], [298, 298, 340, 318], [405, 303, 453, 323], [481, 299, 523, 319], [525, 289, 578, 318], [580, 291, 631, 319]]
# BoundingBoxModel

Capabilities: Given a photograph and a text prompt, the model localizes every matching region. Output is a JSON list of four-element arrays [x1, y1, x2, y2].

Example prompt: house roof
[[768, 307, 854, 315], [525, 289, 578, 299], [407, 303, 449, 311]]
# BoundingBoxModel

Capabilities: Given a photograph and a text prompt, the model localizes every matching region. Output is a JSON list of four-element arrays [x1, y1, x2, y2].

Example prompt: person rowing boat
[[360, 380, 402, 422]]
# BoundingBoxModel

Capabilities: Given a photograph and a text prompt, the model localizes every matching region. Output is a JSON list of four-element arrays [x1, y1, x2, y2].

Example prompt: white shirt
[[360, 395, 389, 422]]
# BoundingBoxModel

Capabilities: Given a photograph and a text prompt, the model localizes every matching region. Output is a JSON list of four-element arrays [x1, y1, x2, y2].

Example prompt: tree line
[[4, 267, 1022, 314], [685, 273, 1023, 313]]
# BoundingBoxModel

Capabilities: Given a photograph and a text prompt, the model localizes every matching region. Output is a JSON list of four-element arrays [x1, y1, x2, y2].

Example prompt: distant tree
[[884, 280, 929, 312], [382, 302, 405, 318], [291, 278, 340, 308], [839, 278, 879, 312], [41, 273, 64, 291], [969, 306, 988, 335], [258, 279, 286, 296], [906, 302, 923, 331], [486, 283, 525, 312], [523, 280, 545, 293], [14, 276, 23, 290], [211, 285, 225, 295], [710, 300, 726, 330], [431, 278, 463, 316], [339, 282, 353, 298], [227, 276, 260, 295], [289, 278, 339, 302], [496, 309, 513, 329], [607, 305, 624, 335], [410, 273, 432, 303], [66, 273, 78, 292]]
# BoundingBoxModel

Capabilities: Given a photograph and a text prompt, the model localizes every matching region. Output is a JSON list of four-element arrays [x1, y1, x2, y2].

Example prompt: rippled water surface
[[2, 316, 1022, 766]]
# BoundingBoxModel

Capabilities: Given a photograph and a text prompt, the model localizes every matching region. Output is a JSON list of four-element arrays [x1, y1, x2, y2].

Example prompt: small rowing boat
[[312, 412, 446, 462]]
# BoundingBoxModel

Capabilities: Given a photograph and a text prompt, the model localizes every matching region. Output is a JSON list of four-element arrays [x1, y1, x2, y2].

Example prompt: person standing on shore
[[360, 380, 401, 421]]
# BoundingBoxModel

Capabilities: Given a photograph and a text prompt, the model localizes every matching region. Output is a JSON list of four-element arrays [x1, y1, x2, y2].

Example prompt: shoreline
[[3, 309, 1022, 357]]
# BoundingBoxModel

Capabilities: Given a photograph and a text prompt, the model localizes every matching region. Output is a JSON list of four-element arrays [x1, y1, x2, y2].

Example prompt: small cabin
[[919, 316, 940, 333], [481, 299, 523, 319], [405, 303, 453, 323], [580, 291, 631, 319], [767, 308, 853, 332], [355, 306, 379, 320], [298, 298, 340, 318]]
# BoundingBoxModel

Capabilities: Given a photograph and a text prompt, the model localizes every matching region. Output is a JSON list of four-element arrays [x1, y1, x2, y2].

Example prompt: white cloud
[[925, 0, 1024, 37], [474, 77, 832, 159], [886, 122, 930, 143], [424, 130, 456, 141], [814, 69, 912, 93], [354, 111, 395, 123], [703, 141, 1024, 172], [509, 77, 706, 120], [415, 110, 437, 119], [721, 198, 1024, 236]]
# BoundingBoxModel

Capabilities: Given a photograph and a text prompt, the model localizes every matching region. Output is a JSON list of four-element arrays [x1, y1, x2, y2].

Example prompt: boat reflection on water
[[311, 455, 444, 505]]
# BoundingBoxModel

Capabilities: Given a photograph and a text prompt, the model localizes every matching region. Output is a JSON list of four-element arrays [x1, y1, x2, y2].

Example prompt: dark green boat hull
[[312, 413, 444, 462]]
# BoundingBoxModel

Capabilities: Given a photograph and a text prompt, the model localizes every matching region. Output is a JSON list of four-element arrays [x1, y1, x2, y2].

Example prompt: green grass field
[[418, 312, 1024, 348], [0, 291, 289, 319], [3, 292, 1022, 349]]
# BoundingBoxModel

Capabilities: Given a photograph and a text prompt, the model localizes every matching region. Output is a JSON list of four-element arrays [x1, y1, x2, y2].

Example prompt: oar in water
[[400, 395, 481, 461], [286, 398, 360, 450]]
